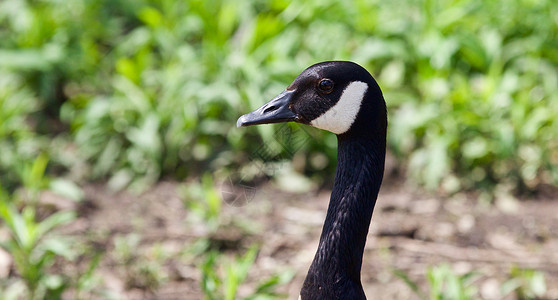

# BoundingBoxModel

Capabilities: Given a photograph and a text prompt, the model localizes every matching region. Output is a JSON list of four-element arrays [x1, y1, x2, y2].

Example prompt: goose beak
[[237, 90, 298, 127]]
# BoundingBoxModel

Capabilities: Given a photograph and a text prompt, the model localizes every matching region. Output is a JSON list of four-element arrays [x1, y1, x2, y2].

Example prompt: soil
[[56, 178, 558, 299]]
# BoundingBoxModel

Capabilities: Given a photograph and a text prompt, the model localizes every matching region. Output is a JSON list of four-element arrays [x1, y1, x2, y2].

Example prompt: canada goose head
[[237, 61, 386, 137]]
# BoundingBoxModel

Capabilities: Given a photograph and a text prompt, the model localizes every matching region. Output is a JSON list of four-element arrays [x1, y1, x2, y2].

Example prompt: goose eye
[[318, 79, 334, 93]]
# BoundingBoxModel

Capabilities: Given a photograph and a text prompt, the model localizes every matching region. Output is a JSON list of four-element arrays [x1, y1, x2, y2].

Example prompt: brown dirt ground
[[52, 176, 558, 300]]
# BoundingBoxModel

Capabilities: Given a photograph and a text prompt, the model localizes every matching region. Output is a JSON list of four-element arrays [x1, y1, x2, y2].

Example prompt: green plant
[[4, 0, 558, 193], [183, 173, 222, 233], [113, 234, 168, 291], [182, 174, 293, 299], [502, 266, 546, 300], [372, 0, 558, 193], [201, 245, 293, 300], [61, 0, 558, 194], [428, 264, 478, 300], [0, 155, 101, 300], [0, 71, 45, 191], [0, 0, 136, 118], [74, 252, 104, 300], [0, 155, 77, 299], [395, 264, 478, 300], [0, 193, 76, 299], [396, 264, 549, 300]]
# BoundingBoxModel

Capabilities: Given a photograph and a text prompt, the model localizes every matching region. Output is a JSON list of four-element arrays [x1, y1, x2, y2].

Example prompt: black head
[[237, 61, 386, 138]]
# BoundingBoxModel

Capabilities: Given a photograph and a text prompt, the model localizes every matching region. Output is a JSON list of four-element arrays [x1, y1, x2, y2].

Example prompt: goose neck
[[301, 136, 385, 299]]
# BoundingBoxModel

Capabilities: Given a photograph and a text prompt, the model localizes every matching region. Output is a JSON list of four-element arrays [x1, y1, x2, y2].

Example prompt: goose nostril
[[263, 105, 278, 114]]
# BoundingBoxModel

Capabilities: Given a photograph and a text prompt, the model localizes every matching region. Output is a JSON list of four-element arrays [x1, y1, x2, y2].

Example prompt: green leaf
[[49, 179, 84, 202], [35, 211, 76, 238], [138, 6, 164, 28]]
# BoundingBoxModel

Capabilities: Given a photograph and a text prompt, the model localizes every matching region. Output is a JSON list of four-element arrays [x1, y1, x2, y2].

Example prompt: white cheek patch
[[310, 81, 368, 134]]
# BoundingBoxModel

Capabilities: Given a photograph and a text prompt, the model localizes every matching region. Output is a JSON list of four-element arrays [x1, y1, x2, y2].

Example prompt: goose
[[237, 61, 386, 300]]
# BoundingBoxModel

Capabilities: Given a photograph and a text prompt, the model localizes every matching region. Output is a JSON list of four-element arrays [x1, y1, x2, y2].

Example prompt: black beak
[[237, 90, 298, 127]]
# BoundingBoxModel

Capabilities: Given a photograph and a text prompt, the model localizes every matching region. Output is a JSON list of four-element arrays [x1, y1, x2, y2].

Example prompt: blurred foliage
[[395, 264, 547, 300], [181, 174, 293, 299], [183, 173, 223, 233], [201, 245, 293, 300], [0, 72, 44, 191], [0, 156, 98, 299], [395, 264, 478, 300], [502, 266, 547, 299], [112, 234, 168, 291], [0, 196, 75, 299], [1, 0, 558, 193]]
